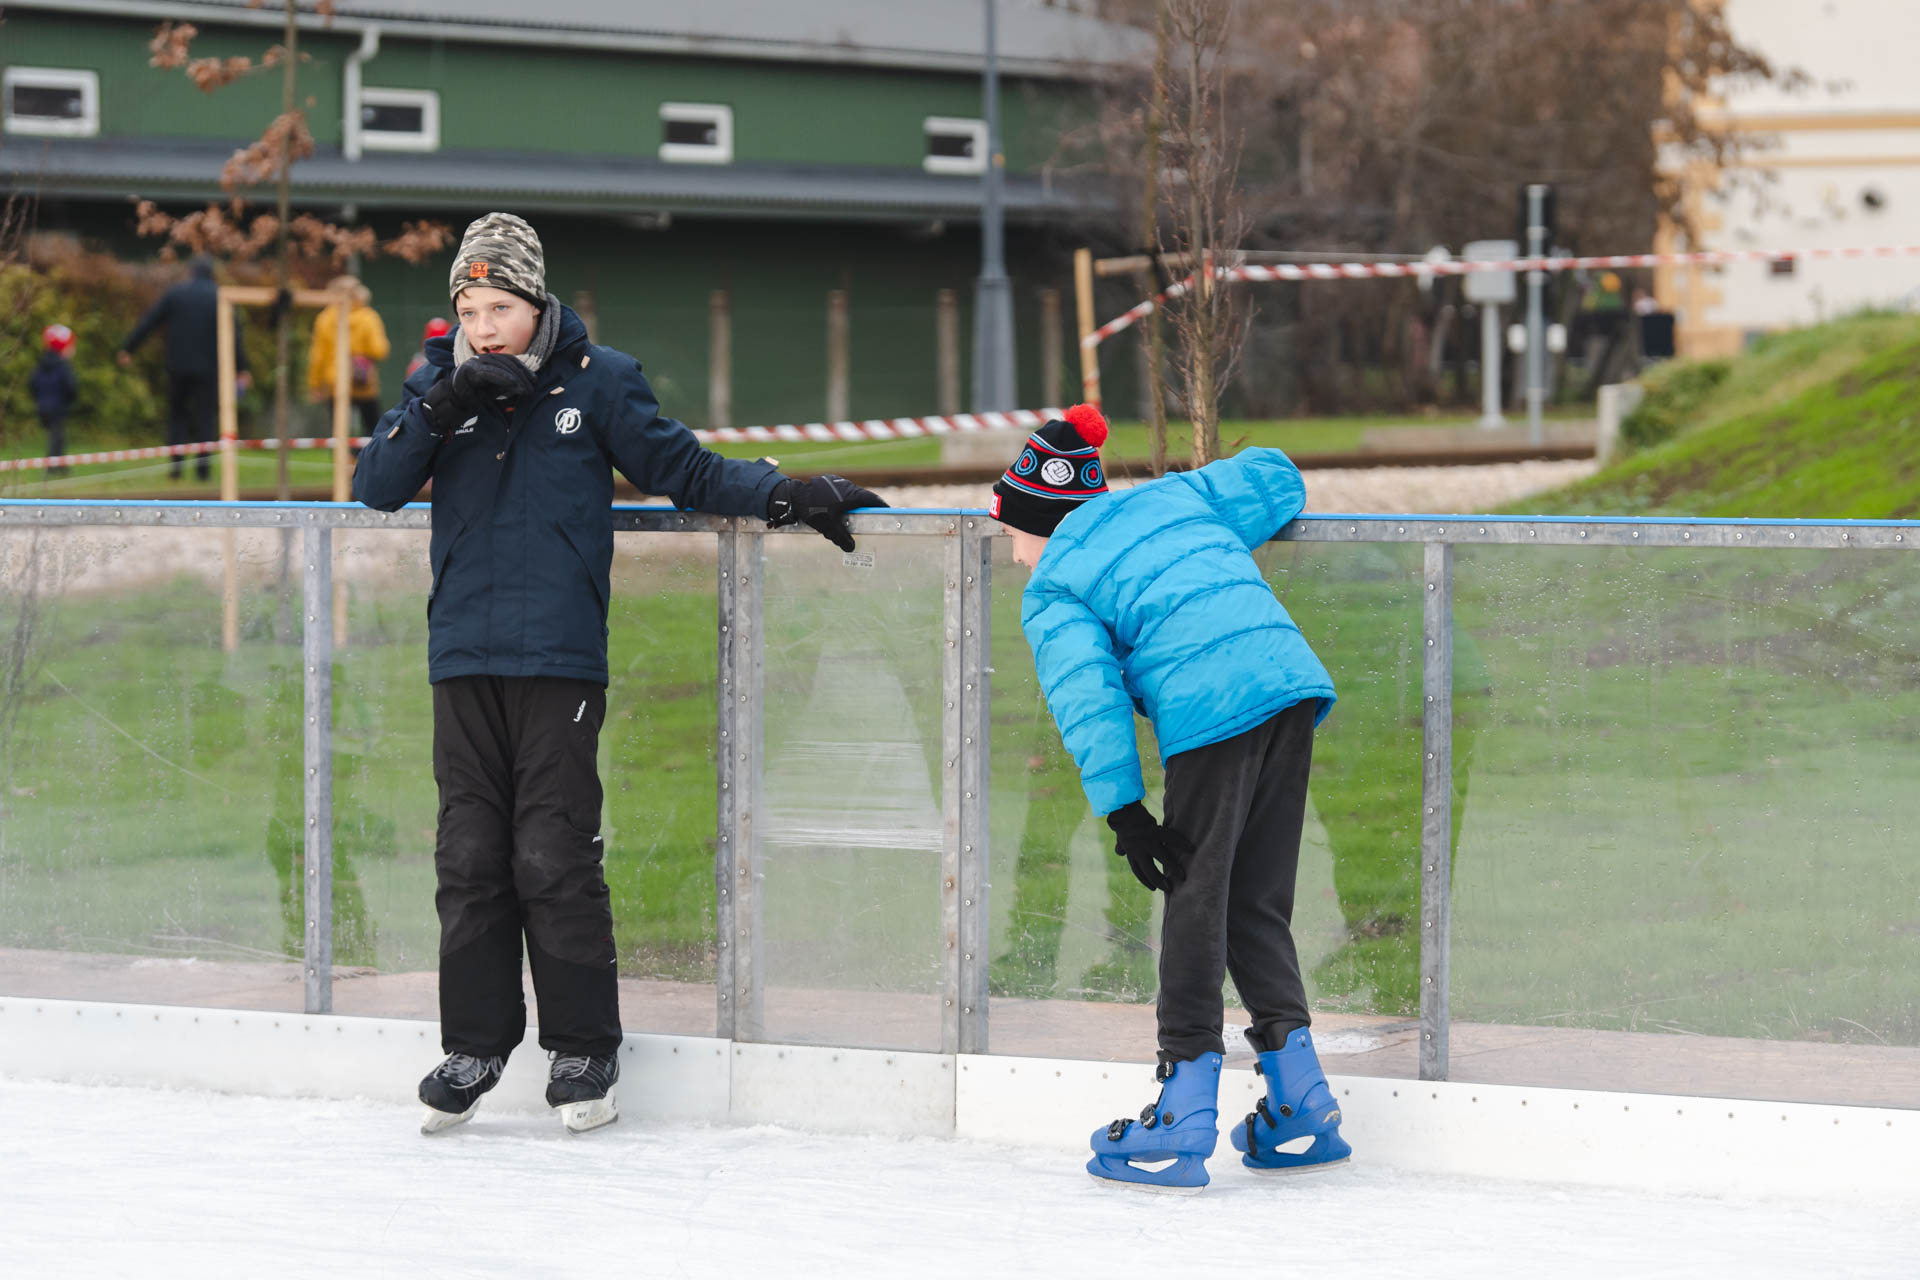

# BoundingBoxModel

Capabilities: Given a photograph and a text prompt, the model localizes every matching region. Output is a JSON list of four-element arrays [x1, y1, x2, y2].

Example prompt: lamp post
[[972, 0, 1017, 411]]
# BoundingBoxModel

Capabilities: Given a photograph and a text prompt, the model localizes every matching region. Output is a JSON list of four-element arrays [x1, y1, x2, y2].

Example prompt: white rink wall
[[3, 996, 1916, 1205]]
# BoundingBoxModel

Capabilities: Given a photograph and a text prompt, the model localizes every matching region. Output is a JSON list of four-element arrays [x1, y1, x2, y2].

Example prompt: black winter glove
[[766, 474, 888, 552], [1106, 801, 1191, 893], [419, 353, 536, 434]]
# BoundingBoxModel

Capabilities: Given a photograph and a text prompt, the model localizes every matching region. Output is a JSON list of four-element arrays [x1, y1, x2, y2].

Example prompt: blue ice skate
[[1086, 1052, 1222, 1193], [1231, 1027, 1352, 1173]]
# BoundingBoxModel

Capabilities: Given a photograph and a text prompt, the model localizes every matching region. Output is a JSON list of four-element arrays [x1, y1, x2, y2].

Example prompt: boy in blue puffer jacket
[[991, 405, 1352, 1191]]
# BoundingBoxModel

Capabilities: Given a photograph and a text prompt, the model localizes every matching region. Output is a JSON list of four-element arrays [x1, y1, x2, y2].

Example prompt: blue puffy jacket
[[1020, 448, 1336, 815], [352, 303, 779, 685]]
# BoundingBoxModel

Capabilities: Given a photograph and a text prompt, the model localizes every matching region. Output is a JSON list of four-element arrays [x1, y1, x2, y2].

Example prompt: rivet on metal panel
[[947, 760, 956, 769], [1436, 527, 1445, 536], [1632, 530, 1640, 539], [1349, 526, 1357, 535], [1397, 526, 1406, 535], [1528, 528, 1537, 538], [1478, 527, 1486, 535], [1788, 532, 1795, 540], [946, 1000, 954, 1007], [1428, 582, 1436, 591], [964, 899, 973, 907], [1683, 531, 1691, 540], [1580, 530, 1589, 539], [963, 845, 972, 853]]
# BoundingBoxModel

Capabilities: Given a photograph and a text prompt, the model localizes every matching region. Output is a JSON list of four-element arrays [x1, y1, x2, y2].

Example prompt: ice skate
[[1086, 1052, 1221, 1193], [1231, 1027, 1351, 1174], [418, 1053, 505, 1135], [547, 1051, 620, 1134]]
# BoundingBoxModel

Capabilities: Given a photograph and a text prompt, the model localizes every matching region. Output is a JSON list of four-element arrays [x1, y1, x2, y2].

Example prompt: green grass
[[1521, 312, 1920, 519]]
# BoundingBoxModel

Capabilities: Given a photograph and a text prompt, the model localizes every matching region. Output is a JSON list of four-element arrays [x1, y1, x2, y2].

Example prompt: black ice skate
[[546, 1051, 620, 1134], [418, 1052, 506, 1135]]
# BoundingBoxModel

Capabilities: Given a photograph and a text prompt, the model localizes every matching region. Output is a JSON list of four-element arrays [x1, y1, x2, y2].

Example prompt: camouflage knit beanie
[[449, 212, 545, 306]]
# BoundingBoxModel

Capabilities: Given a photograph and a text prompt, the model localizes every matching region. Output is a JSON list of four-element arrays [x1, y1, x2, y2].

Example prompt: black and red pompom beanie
[[989, 404, 1111, 537]]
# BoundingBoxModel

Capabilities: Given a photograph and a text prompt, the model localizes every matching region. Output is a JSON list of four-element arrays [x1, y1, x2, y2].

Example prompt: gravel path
[[876, 458, 1598, 515]]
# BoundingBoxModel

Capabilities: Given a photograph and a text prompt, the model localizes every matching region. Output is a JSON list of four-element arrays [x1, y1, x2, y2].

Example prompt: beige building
[[1661, 0, 1920, 356]]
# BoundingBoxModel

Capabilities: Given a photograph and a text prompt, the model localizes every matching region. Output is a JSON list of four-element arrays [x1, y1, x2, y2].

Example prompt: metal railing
[[4, 498, 1916, 1077]]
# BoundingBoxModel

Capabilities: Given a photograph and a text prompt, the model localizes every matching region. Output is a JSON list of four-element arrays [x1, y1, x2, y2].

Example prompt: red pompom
[[1063, 403, 1108, 447]]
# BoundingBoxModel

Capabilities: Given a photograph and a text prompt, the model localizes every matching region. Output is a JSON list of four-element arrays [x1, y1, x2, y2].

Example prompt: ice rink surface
[[2, 1078, 1914, 1279]]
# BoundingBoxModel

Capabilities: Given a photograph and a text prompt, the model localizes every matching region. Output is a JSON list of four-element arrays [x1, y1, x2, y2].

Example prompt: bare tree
[[141, 5, 451, 499], [1091, 0, 1791, 415], [1159, 0, 1252, 465]]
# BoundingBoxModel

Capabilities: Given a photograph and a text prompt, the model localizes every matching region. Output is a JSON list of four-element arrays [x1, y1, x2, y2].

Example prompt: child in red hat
[[32, 325, 79, 477]]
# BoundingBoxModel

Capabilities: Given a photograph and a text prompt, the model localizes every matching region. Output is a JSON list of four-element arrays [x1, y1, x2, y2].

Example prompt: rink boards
[[3, 996, 1913, 1202]]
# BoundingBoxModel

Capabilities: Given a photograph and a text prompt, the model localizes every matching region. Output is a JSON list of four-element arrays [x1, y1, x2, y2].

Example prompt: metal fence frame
[[5, 499, 1916, 1077]]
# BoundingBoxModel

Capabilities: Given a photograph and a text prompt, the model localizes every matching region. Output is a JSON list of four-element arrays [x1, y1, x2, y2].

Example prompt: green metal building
[[3, 0, 1138, 427]]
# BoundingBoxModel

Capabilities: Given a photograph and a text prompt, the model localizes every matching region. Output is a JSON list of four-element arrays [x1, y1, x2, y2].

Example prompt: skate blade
[[420, 1103, 477, 1135], [558, 1095, 618, 1134], [1246, 1155, 1352, 1176], [1088, 1172, 1205, 1196]]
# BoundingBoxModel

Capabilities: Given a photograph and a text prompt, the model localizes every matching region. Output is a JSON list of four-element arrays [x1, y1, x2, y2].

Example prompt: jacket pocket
[[427, 515, 469, 609], [554, 521, 610, 630]]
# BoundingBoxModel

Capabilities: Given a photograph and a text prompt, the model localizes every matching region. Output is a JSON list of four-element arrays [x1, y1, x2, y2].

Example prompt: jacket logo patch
[[455, 415, 478, 436], [555, 407, 583, 435], [469, 262, 490, 279]]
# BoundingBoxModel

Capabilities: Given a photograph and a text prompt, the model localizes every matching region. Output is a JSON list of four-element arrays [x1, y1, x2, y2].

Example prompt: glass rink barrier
[[1, 500, 1916, 1115]]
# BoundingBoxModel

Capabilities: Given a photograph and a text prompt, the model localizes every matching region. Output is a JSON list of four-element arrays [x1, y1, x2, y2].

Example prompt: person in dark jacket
[[353, 211, 884, 1137], [31, 325, 80, 476], [991, 407, 1351, 1192], [117, 254, 250, 480]]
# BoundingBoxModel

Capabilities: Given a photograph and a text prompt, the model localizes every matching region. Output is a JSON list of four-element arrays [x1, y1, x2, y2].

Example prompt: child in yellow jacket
[[307, 275, 391, 434]]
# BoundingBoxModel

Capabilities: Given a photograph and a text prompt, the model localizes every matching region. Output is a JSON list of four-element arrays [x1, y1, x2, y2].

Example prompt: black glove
[[766, 474, 888, 552], [1106, 801, 1191, 893], [419, 353, 536, 434]]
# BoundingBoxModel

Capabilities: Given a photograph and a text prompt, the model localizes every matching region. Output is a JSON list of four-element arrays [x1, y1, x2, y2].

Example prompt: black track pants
[[431, 675, 619, 1058], [1156, 699, 1318, 1062]]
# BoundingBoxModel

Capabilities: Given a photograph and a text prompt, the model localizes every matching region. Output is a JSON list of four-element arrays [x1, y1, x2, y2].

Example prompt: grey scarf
[[452, 292, 561, 373]]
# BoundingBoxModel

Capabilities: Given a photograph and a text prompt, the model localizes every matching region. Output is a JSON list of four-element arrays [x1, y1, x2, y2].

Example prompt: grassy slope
[[1524, 312, 1920, 518]]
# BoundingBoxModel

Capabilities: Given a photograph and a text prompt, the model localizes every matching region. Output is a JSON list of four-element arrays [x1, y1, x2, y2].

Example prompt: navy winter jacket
[[1021, 448, 1336, 815], [121, 258, 247, 379], [30, 353, 78, 419], [351, 303, 780, 685]]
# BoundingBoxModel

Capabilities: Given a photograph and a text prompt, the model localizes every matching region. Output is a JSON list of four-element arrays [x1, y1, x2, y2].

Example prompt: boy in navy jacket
[[354, 212, 882, 1135], [991, 406, 1351, 1191]]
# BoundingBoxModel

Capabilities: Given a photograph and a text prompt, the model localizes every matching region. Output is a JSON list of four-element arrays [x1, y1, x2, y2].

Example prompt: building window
[[660, 103, 732, 164], [924, 117, 988, 175], [1769, 257, 1797, 278], [3, 67, 99, 137], [359, 88, 439, 151]]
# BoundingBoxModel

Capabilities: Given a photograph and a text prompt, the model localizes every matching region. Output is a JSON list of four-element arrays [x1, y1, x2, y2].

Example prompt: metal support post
[[953, 521, 994, 1053], [716, 525, 767, 1040], [1479, 303, 1504, 428], [940, 536, 966, 1053], [1525, 184, 1548, 446], [971, 0, 1016, 411], [301, 526, 334, 1015], [1418, 541, 1454, 1080]]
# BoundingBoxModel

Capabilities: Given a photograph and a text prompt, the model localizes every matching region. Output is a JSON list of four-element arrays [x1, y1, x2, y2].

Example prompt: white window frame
[[359, 87, 439, 152], [923, 116, 988, 176], [3, 66, 99, 138], [659, 103, 733, 165]]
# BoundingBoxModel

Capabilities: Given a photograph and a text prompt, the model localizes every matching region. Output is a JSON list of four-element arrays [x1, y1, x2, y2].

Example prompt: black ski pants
[[165, 371, 217, 480], [432, 675, 620, 1059], [1156, 699, 1318, 1062]]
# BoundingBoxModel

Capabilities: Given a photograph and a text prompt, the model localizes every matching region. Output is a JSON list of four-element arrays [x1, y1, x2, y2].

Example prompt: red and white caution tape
[[0, 410, 1069, 475], [1082, 243, 1920, 349]]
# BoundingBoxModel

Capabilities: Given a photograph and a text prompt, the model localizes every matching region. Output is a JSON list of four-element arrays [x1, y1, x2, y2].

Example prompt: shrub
[[1619, 357, 1731, 452]]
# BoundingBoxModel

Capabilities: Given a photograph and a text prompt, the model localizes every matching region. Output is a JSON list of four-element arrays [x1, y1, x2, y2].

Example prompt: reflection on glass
[[757, 535, 946, 1050]]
